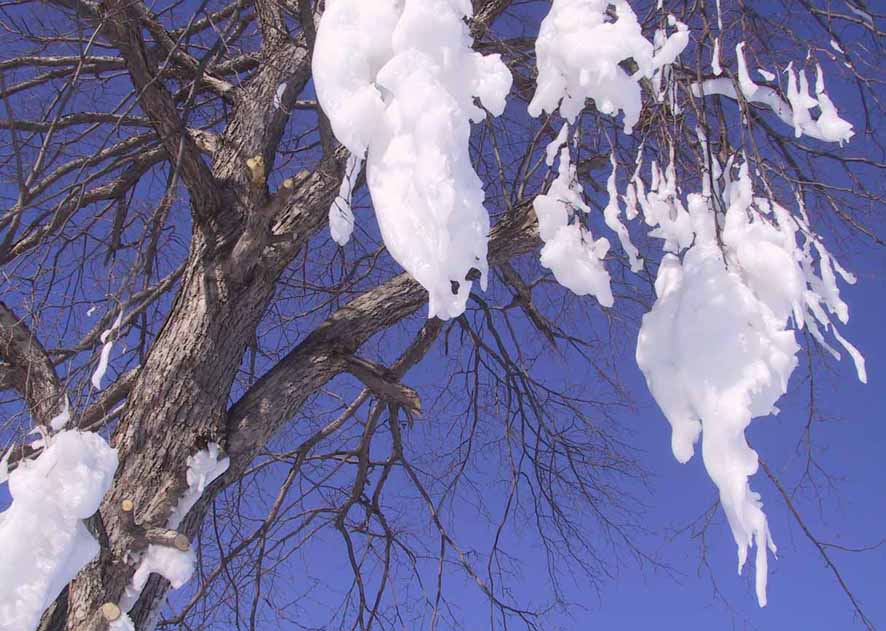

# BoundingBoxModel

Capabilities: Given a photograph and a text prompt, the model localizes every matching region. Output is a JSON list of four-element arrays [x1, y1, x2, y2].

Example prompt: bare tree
[[0, 0, 883, 630]]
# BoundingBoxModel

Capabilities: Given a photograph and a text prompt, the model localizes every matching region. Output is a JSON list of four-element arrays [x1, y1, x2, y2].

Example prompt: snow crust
[[528, 0, 691, 302], [312, 0, 401, 157], [0, 431, 117, 631], [314, 0, 512, 319]]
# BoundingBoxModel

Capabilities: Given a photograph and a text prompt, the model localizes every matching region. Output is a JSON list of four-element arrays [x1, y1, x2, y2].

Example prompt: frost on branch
[[313, 0, 513, 319], [0, 431, 118, 631]]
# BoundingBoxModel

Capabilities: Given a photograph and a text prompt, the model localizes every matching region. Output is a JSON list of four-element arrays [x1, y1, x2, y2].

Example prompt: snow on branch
[[119, 443, 228, 613], [0, 431, 118, 631], [529, 0, 688, 132], [693, 48, 854, 145], [524, 0, 864, 606], [534, 139, 614, 307], [313, 0, 513, 319], [636, 159, 865, 607]]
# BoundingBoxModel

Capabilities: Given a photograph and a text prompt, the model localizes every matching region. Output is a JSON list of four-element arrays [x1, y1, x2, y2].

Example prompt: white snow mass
[[314, 0, 512, 319], [636, 160, 864, 606], [534, 145, 614, 307], [0, 431, 117, 631], [529, 0, 687, 132]]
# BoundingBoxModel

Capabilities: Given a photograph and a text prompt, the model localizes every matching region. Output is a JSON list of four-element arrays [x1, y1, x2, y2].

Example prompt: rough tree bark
[[17, 2, 519, 629]]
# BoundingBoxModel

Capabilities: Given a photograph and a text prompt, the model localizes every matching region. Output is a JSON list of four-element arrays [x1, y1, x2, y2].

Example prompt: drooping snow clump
[[693, 59, 854, 145], [534, 142, 614, 307], [636, 162, 864, 606], [0, 431, 118, 631], [313, 0, 513, 319]]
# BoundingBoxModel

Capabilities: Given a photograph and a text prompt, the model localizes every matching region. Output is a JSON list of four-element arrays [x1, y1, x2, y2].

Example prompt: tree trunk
[[42, 231, 278, 629]]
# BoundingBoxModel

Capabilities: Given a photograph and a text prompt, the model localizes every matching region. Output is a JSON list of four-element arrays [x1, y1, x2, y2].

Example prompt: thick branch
[[0, 302, 63, 425], [98, 0, 223, 227], [225, 202, 538, 475]]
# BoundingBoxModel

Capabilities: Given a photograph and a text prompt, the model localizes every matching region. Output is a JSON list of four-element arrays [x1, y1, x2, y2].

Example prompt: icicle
[[545, 123, 569, 167], [92, 311, 123, 390], [329, 153, 361, 246], [736, 42, 759, 98], [603, 153, 642, 272]]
